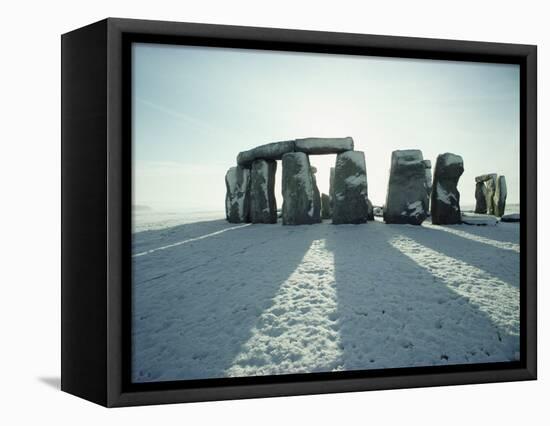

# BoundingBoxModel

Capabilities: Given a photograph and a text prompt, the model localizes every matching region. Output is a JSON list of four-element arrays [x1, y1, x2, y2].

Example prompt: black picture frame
[[61, 17, 537, 407]]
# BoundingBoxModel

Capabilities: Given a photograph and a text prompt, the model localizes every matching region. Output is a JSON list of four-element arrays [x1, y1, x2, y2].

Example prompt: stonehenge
[[475, 173, 507, 216], [383, 150, 430, 225], [227, 137, 366, 225], [226, 138, 511, 227], [249, 160, 277, 223], [332, 151, 369, 224], [430, 153, 464, 225], [225, 166, 251, 223]]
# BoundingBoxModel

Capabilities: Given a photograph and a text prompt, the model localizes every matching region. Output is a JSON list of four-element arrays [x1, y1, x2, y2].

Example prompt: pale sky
[[132, 42, 520, 212]]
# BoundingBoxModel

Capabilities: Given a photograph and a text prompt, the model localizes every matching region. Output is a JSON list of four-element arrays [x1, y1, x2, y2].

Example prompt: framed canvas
[[61, 18, 537, 407]]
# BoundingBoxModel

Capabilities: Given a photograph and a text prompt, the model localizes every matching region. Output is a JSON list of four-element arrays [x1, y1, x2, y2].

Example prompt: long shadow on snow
[[132, 221, 316, 382], [443, 221, 520, 245], [397, 224, 519, 288], [324, 221, 519, 373]]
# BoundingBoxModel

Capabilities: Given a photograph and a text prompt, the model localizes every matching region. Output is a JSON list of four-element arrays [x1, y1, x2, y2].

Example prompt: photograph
[[130, 42, 521, 383]]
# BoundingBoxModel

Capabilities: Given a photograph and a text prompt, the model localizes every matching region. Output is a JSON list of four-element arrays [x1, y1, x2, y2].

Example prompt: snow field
[[132, 217, 520, 382]]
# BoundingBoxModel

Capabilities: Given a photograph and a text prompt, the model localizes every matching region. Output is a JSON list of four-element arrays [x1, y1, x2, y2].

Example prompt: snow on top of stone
[[462, 213, 499, 226]]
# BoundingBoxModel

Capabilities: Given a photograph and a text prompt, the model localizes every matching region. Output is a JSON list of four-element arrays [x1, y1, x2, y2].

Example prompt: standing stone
[[474, 181, 488, 213], [321, 193, 332, 219], [311, 166, 321, 221], [431, 153, 464, 225], [483, 174, 498, 215], [475, 173, 497, 214], [332, 151, 369, 224], [384, 150, 429, 225], [225, 166, 250, 223], [485, 175, 497, 215], [366, 198, 374, 221], [494, 175, 507, 217], [249, 159, 277, 223], [329, 167, 335, 211], [423, 160, 432, 196], [281, 152, 321, 225], [423, 159, 432, 211]]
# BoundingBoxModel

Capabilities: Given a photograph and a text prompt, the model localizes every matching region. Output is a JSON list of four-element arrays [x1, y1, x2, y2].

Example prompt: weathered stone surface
[[321, 193, 332, 219], [332, 151, 369, 224], [225, 166, 250, 223], [329, 167, 335, 210], [237, 136, 353, 166], [423, 159, 432, 211], [281, 152, 321, 225], [431, 153, 464, 225], [294, 137, 354, 155], [384, 150, 429, 225], [476, 173, 497, 215], [237, 140, 295, 166], [494, 175, 507, 217], [484, 174, 498, 215], [423, 159, 432, 196], [249, 160, 277, 223], [367, 198, 374, 221], [475, 181, 488, 214]]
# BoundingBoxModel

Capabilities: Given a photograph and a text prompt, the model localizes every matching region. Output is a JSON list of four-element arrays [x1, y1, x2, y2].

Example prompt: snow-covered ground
[[133, 209, 225, 232], [132, 214, 520, 383]]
